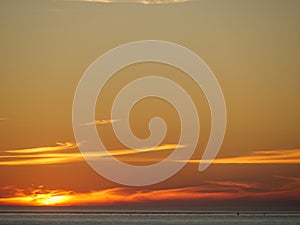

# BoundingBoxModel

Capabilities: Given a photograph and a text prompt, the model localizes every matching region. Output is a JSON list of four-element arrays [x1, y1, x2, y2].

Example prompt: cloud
[[1, 176, 299, 206], [0, 142, 183, 166], [3, 142, 77, 154], [2, 143, 299, 166], [82, 0, 191, 4], [0, 142, 79, 165], [179, 149, 300, 165], [205, 180, 259, 189], [80, 119, 117, 126]]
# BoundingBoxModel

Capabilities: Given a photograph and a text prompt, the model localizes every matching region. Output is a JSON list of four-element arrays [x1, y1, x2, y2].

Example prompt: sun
[[38, 195, 70, 206], [0, 193, 72, 206]]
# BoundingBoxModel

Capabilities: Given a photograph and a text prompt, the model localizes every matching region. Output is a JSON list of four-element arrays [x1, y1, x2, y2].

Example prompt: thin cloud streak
[[3, 142, 77, 154], [80, 119, 118, 126], [179, 149, 300, 165], [0, 143, 184, 166], [82, 0, 191, 4], [2, 144, 299, 166]]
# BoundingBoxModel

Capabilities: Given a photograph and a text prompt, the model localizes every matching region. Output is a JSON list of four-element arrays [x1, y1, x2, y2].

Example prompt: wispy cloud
[[80, 119, 117, 126], [1, 176, 299, 206], [3, 142, 77, 154], [0, 142, 183, 166], [2, 144, 299, 166], [179, 149, 300, 165], [82, 0, 191, 4]]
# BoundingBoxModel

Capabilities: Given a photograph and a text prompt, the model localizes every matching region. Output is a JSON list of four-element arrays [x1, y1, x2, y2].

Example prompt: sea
[[0, 208, 299, 225]]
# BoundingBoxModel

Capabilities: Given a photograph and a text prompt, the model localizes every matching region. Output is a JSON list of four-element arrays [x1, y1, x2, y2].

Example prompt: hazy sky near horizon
[[0, 0, 299, 208]]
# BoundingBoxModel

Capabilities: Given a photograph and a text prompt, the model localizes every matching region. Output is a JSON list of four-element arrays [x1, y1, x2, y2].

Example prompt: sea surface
[[0, 209, 299, 225]]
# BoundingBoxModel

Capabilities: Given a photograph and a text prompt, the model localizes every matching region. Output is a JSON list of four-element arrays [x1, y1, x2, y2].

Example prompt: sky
[[0, 0, 300, 209]]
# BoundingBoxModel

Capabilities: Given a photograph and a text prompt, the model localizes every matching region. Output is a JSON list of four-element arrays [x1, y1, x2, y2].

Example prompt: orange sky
[[1, 175, 299, 207], [0, 142, 299, 208], [0, 0, 300, 209]]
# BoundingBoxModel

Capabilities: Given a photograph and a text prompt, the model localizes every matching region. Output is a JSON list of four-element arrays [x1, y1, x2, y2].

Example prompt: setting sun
[[39, 195, 71, 206]]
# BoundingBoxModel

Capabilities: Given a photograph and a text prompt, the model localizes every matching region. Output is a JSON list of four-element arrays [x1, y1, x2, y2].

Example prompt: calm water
[[0, 211, 299, 225]]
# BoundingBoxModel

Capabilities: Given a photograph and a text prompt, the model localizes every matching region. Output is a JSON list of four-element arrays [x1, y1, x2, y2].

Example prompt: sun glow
[[41, 195, 71, 206], [1, 177, 300, 206], [0, 186, 73, 206], [16, 193, 72, 206]]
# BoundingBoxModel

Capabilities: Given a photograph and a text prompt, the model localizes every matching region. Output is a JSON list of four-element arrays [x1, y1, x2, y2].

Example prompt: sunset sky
[[0, 0, 299, 209]]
